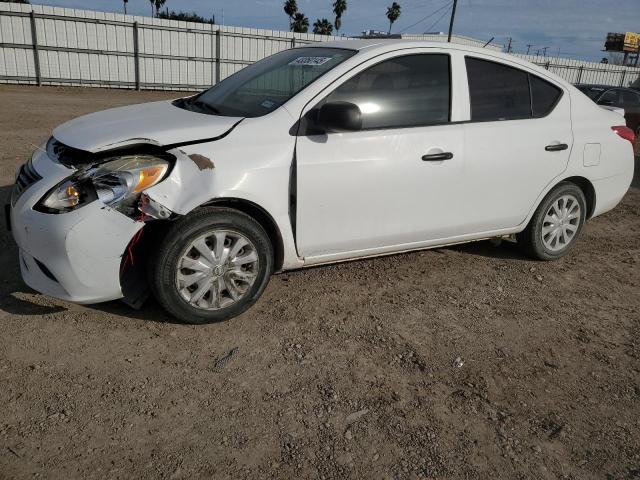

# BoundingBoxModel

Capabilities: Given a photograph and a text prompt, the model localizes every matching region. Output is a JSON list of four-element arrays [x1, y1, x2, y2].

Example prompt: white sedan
[[9, 40, 636, 324]]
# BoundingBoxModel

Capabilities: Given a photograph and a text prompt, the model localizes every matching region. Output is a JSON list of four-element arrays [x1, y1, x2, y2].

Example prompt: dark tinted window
[[466, 57, 530, 121], [599, 89, 620, 106], [577, 85, 605, 100], [622, 90, 640, 106], [324, 54, 450, 129], [530, 75, 562, 117], [183, 48, 355, 117]]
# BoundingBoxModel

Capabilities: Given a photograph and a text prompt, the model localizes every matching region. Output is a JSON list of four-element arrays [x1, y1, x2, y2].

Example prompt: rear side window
[[530, 75, 562, 117], [324, 54, 451, 129], [465, 57, 563, 121], [465, 57, 530, 121]]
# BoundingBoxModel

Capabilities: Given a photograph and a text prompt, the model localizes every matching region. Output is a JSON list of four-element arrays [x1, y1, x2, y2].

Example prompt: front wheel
[[517, 182, 587, 261], [149, 207, 274, 324]]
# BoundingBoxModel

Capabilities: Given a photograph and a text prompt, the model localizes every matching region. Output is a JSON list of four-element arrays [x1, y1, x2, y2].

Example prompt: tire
[[149, 207, 274, 324], [517, 182, 587, 261]]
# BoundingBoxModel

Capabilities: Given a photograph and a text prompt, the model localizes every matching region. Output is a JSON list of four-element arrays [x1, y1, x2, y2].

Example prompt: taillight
[[611, 126, 637, 149]]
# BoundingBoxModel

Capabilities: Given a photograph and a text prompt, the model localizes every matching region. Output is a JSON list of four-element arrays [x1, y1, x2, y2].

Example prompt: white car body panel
[[9, 39, 635, 305], [53, 100, 243, 152]]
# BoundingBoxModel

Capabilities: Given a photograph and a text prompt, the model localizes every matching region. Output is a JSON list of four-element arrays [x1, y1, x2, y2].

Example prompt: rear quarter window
[[530, 75, 562, 117]]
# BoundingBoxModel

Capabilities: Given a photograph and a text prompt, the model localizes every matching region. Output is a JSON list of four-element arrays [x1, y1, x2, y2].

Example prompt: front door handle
[[422, 152, 453, 161], [545, 143, 568, 152]]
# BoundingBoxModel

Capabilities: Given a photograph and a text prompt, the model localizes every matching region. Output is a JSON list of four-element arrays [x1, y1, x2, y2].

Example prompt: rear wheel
[[150, 207, 273, 324], [517, 182, 586, 261]]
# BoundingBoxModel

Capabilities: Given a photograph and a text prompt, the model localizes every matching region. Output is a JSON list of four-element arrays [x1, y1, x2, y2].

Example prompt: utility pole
[[526, 44, 533, 55], [506, 37, 513, 53], [447, 0, 458, 43]]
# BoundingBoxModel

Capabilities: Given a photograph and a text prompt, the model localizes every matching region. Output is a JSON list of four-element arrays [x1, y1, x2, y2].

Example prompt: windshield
[[576, 85, 605, 100], [178, 47, 356, 117]]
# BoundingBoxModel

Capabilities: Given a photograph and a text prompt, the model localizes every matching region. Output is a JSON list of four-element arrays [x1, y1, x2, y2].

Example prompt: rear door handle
[[422, 152, 453, 161], [545, 143, 568, 152]]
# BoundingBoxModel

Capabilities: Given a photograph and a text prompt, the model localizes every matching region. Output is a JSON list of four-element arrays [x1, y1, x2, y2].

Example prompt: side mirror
[[598, 99, 615, 106], [316, 102, 363, 133]]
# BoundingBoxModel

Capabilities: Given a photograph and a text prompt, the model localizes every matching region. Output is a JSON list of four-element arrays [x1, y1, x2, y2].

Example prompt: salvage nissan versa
[[8, 40, 636, 324]]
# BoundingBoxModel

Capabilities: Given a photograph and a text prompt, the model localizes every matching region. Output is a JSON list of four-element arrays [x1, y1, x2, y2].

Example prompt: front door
[[295, 52, 469, 262]]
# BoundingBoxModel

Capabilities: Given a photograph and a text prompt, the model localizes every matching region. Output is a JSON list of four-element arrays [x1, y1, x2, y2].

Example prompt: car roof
[[301, 39, 573, 88]]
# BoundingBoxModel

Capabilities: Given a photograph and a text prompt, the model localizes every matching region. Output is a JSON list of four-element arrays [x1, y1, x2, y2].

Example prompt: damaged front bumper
[[10, 149, 143, 304]]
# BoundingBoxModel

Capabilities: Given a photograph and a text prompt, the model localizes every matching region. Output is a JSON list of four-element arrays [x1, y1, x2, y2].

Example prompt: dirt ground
[[0, 85, 638, 480]]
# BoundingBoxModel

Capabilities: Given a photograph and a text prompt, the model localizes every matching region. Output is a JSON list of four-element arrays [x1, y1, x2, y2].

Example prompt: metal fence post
[[215, 29, 222, 84], [619, 69, 626, 87], [132, 22, 141, 90], [29, 11, 42, 86], [576, 66, 583, 84]]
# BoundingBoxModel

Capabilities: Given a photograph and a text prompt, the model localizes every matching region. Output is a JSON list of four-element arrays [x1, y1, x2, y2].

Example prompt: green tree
[[283, 0, 298, 29], [333, 0, 347, 33], [313, 18, 333, 35], [291, 12, 309, 33], [154, 0, 166, 17], [386, 2, 401, 34], [158, 10, 215, 24], [0, 0, 30, 3]]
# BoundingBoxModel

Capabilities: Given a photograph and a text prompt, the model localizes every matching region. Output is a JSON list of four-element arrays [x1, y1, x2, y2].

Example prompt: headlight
[[37, 155, 170, 213]]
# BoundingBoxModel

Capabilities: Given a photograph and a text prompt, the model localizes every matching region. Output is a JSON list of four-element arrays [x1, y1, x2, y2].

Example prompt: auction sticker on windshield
[[288, 56, 333, 66]]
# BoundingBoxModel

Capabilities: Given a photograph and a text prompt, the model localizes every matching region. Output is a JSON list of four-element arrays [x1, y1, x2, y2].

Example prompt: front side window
[[465, 57, 563, 121], [323, 54, 451, 129], [178, 47, 356, 117]]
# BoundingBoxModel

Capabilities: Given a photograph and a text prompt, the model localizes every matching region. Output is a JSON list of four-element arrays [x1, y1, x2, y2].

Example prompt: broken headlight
[[37, 155, 169, 213]]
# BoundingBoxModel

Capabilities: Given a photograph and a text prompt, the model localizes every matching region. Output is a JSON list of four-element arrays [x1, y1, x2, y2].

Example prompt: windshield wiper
[[190, 98, 221, 115]]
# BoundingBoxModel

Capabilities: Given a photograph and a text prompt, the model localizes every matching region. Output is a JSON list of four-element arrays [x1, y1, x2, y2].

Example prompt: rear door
[[461, 57, 572, 231]]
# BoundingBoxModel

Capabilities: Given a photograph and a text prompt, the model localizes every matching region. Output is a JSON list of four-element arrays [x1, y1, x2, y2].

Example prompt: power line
[[425, 4, 453, 34], [399, 1, 452, 34]]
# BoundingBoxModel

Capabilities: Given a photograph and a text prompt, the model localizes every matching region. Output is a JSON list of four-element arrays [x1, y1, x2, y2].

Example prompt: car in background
[[575, 84, 640, 137]]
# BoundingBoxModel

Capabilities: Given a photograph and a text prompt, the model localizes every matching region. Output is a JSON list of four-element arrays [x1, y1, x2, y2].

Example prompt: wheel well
[[562, 176, 596, 219], [203, 198, 285, 271]]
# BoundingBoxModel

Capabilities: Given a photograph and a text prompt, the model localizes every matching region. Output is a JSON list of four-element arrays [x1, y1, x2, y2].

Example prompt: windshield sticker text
[[288, 56, 333, 67]]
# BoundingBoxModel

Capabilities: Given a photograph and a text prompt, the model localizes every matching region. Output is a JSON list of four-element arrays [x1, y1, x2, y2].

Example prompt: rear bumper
[[591, 165, 635, 218], [10, 150, 143, 304]]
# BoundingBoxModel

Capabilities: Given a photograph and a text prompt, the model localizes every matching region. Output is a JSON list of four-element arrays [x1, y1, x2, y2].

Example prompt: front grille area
[[11, 157, 42, 205]]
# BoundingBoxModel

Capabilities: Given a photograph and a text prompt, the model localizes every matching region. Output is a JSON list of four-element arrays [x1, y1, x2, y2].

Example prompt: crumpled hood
[[52, 100, 243, 152]]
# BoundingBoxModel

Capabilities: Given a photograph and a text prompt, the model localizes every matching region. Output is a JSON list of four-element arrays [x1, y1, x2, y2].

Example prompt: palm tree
[[386, 2, 401, 34], [313, 18, 333, 36], [149, 0, 154, 16], [283, 0, 298, 29], [291, 12, 309, 33], [333, 0, 347, 33], [123, 0, 128, 15], [154, 0, 166, 18]]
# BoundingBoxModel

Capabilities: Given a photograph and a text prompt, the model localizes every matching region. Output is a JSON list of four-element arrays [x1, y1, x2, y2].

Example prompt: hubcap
[[541, 194, 581, 252], [175, 230, 259, 310]]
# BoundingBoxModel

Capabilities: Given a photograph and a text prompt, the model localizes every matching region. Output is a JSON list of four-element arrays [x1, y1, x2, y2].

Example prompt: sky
[[29, 0, 640, 62]]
